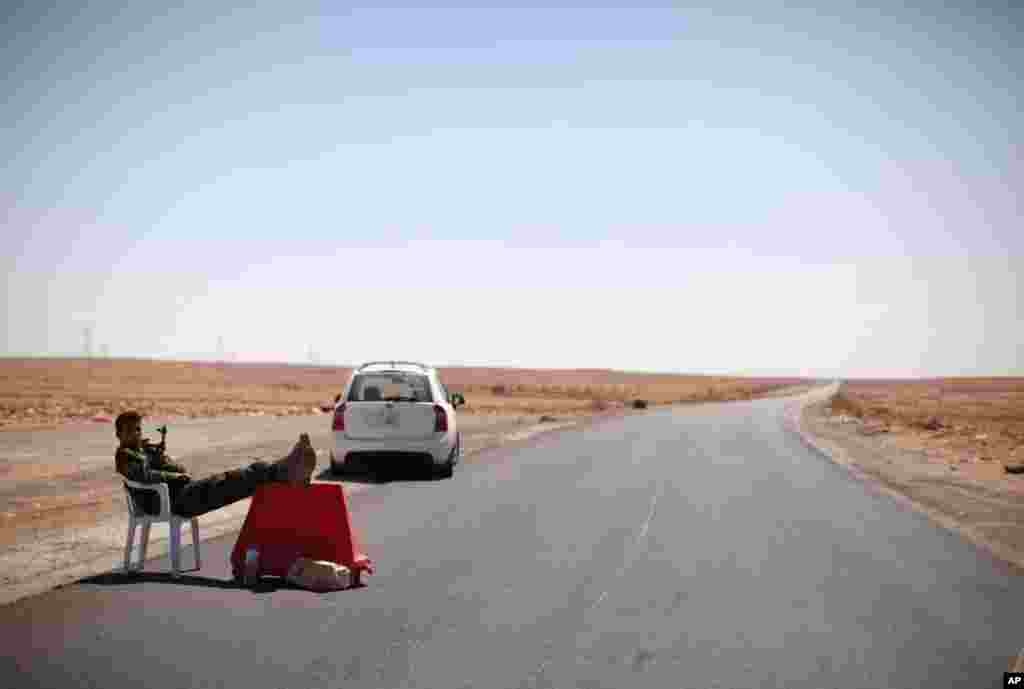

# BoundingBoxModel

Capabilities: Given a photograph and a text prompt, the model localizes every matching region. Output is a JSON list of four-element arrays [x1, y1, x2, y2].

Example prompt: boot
[[273, 433, 318, 485]]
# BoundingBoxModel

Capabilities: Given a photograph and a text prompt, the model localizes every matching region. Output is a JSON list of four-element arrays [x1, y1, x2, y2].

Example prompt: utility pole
[[83, 326, 94, 358], [83, 326, 94, 394]]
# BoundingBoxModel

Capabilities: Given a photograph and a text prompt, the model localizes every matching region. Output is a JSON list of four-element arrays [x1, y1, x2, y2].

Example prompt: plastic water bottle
[[243, 547, 260, 586]]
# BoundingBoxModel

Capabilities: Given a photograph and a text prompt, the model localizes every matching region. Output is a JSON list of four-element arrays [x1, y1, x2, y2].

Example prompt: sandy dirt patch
[[0, 357, 812, 431]]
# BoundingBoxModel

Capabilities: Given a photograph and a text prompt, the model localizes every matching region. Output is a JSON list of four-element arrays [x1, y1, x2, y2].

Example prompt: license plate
[[363, 407, 400, 427]]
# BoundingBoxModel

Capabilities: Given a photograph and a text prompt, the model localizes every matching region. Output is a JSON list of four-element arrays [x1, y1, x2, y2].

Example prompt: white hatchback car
[[329, 361, 465, 478]]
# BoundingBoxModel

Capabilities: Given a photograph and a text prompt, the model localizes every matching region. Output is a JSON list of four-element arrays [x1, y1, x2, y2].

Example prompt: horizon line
[[3, 355, 1022, 380]]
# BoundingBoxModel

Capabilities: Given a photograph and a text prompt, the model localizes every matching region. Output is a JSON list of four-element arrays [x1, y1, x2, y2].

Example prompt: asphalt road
[[2, 395, 1021, 689]]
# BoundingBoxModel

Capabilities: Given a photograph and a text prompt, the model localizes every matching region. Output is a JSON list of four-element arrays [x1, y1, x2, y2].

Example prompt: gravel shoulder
[[794, 386, 1024, 574]]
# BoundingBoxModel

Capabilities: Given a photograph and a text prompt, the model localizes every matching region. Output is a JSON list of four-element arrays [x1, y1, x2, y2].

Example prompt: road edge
[[793, 390, 1024, 573], [790, 385, 1024, 672]]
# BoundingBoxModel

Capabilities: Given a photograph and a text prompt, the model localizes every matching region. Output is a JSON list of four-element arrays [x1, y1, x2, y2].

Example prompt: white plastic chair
[[122, 479, 201, 576]]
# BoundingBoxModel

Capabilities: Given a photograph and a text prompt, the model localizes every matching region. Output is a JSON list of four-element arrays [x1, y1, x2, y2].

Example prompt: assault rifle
[[142, 424, 169, 460]]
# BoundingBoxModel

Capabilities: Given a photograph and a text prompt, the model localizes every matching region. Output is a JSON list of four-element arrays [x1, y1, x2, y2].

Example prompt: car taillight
[[332, 404, 346, 431], [433, 404, 447, 432]]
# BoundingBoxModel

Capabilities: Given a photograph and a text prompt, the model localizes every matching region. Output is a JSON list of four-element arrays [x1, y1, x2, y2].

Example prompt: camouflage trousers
[[170, 460, 286, 518]]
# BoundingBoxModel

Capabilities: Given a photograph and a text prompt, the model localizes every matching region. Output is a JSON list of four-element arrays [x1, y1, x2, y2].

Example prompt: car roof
[[354, 361, 436, 375]]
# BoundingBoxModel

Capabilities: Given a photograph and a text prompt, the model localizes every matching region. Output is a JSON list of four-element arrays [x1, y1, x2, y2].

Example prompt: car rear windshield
[[347, 372, 434, 403]]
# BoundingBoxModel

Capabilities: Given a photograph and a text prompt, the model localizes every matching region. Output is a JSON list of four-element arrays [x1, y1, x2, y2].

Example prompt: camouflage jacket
[[115, 446, 191, 514]]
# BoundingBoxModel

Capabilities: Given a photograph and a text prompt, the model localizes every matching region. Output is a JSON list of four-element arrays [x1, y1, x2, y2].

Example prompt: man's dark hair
[[115, 410, 143, 434]]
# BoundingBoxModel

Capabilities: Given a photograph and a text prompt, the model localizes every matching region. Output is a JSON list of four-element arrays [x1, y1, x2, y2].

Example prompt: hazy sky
[[3, 2, 1021, 377]]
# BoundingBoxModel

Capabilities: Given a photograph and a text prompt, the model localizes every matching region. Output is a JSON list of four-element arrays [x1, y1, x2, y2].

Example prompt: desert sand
[[0, 357, 812, 430]]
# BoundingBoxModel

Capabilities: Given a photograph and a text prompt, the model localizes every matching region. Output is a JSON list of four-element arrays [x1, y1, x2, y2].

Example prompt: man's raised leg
[[172, 434, 317, 518]]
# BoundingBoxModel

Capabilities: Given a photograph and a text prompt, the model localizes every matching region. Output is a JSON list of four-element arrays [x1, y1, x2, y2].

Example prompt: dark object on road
[[1004, 463, 1024, 474], [631, 399, 649, 409], [538, 415, 559, 423]]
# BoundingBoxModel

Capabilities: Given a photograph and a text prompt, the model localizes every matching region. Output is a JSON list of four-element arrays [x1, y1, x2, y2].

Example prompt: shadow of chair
[[79, 570, 307, 594]]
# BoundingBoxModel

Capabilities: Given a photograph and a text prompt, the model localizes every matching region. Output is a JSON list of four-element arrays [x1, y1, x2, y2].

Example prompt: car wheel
[[437, 443, 457, 479]]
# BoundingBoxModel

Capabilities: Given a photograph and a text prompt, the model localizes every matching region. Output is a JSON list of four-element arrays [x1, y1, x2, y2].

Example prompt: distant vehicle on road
[[329, 361, 465, 478]]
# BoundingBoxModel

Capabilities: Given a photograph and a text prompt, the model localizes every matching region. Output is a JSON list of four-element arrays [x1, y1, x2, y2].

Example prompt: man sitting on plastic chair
[[114, 410, 317, 519]]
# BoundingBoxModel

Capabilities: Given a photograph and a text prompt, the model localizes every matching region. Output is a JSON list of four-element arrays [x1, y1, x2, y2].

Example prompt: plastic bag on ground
[[285, 558, 352, 592]]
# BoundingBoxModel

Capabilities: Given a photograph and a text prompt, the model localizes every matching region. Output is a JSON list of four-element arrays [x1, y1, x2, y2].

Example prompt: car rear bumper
[[334, 432, 454, 465]]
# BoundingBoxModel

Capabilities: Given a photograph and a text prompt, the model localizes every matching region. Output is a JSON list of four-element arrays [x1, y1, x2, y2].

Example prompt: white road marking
[[521, 481, 665, 687], [589, 486, 661, 612], [638, 487, 659, 541]]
